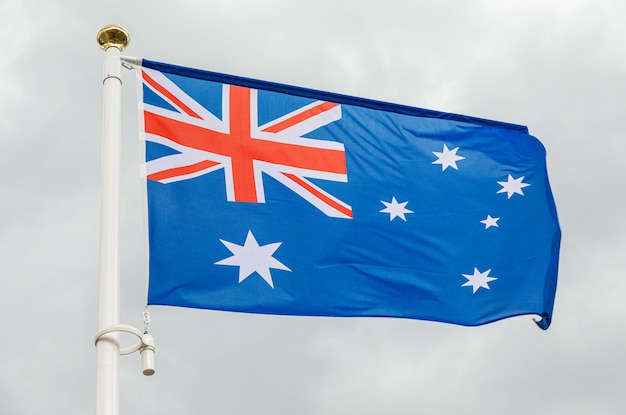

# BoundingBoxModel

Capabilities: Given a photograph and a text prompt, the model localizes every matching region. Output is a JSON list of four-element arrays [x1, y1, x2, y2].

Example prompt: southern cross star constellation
[[431, 145, 521, 294]]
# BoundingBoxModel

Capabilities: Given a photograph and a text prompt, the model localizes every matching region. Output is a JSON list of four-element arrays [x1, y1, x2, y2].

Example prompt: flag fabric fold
[[135, 58, 560, 328]]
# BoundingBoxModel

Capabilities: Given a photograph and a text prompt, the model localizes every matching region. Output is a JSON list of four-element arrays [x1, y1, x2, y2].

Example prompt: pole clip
[[94, 324, 156, 376]]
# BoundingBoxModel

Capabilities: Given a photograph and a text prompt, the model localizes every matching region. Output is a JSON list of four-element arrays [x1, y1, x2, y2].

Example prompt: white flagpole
[[95, 24, 130, 415]]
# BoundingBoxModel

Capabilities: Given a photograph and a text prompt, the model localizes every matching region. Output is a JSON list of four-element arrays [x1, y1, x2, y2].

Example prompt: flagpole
[[95, 24, 129, 415]]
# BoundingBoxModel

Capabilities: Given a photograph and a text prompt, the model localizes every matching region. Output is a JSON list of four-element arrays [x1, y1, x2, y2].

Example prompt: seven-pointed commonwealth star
[[432, 144, 465, 171], [480, 215, 500, 229], [497, 174, 531, 198], [215, 230, 291, 288], [462, 268, 498, 293], [380, 197, 414, 221]]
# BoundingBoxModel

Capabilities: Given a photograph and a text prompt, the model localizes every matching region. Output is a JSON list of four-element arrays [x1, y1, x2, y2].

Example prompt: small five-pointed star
[[497, 174, 531, 198], [480, 215, 500, 229], [462, 268, 498, 293], [215, 230, 291, 288], [432, 144, 465, 171], [380, 197, 414, 221]]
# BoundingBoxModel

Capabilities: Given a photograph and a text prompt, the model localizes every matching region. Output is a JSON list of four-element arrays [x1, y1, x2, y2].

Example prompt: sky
[[1, 0, 625, 414]]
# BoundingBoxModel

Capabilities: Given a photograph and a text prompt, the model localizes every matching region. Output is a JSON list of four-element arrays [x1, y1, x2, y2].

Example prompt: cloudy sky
[[1, 0, 625, 414]]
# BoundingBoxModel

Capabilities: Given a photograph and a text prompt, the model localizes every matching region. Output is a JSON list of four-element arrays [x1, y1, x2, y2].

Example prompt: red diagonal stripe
[[143, 71, 202, 119], [284, 173, 353, 218], [262, 102, 339, 133], [147, 160, 220, 182]]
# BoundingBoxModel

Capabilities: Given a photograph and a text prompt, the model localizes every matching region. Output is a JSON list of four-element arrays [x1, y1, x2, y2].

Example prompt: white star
[[480, 215, 500, 229], [497, 174, 531, 198], [380, 197, 414, 221], [432, 144, 465, 171], [215, 230, 291, 288], [462, 268, 498, 293]]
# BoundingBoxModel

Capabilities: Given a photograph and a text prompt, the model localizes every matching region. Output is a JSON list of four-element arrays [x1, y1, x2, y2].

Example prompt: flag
[[136, 59, 560, 329]]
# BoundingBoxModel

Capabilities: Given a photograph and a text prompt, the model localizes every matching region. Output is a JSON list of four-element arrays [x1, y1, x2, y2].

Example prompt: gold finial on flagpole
[[97, 24, 130, 51]]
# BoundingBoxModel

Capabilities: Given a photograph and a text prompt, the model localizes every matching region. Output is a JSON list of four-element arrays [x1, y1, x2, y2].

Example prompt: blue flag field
[[136, 59, 560, 329]]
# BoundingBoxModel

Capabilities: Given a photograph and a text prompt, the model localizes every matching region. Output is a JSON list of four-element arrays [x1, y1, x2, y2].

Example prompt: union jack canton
[[142, 67, 351, 219]]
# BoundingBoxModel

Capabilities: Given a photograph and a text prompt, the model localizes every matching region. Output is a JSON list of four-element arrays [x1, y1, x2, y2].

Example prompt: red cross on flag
[[141, 68, 353, 218]]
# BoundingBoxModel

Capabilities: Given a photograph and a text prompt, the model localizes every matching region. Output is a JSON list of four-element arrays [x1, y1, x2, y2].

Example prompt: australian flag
[[137, 59, 560, 329]]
